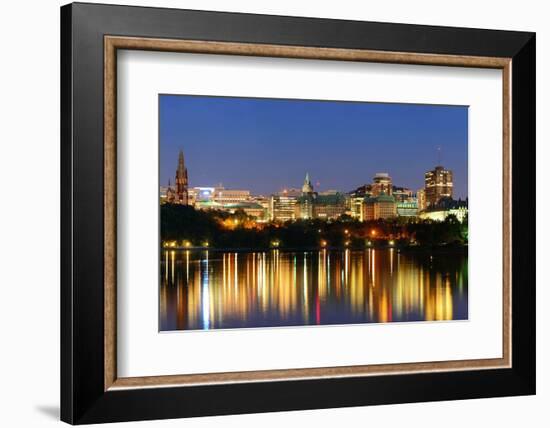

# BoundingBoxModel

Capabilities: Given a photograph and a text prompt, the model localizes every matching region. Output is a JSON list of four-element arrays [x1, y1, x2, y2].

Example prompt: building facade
[[363, 193, 397, 220], [372, 173, 392, 196], [349, 196, 366, 220], [165, 149, 189, 204], [294, 173, 348, 220], [175, 150, 189, 204], [419, 197, 468, 223], [348, 184, 373, 220], [396, 200, 418, 217], [312, 193, 347, 219], [392, 186, 413, 202], [270, 194, 298, 222], [224, 202, 267, 220], [298, 173, 315, 219], [212, 188, 251, 204], [424, 165, 453, 207], [417, 188, 427, 211]]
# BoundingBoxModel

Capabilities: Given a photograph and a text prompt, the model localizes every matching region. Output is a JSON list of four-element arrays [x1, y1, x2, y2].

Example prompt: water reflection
[[160, 249, 467, 331]]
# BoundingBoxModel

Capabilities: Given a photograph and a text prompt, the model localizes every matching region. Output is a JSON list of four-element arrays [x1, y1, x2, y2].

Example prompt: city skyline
[[160, 95, 468, 199]]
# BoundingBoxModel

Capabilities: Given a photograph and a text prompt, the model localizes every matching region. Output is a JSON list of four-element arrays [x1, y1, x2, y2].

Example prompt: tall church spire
[[175, 149, 189, 205], [177, 150, 185, 173]]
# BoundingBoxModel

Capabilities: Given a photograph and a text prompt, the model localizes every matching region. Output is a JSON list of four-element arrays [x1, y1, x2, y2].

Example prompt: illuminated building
[[223, 201, 267, 220], [417, 188, 427, 211], [186, 187, 197, 205], [348, 184, 373, 220], [396, 200, 418, 217], [419, 198, 468, 222], [425, 165, 453, 207], [212, 187, 251, 204], [312, 193, 347, 219], [350, 183, 373, 198], [295, 173, 347, 220], [165, 150, 189, 205], [165, 149, 189, 205], [191, 186, 250, 204], [363, 192, 397, 220], [392, 186, 413, 202], [189, 185, 253, 213], [299, 172, 315, 219], [349, 196, 365, 220], [191, 186, 215, 205], [253, 196, 270, 216], [372, 173, 392, 196], [175, 150, 189, 204], [270, 193, 298, 221], [159, 185, 169, 204], [301, 172, 314, 194]]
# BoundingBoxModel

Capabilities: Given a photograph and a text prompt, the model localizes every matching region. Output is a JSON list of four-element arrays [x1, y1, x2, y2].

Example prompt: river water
[[160, 248, 467, 331]]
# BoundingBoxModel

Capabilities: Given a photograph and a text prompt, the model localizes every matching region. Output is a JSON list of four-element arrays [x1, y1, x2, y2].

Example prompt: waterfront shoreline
[[161, 244, 468, 253]]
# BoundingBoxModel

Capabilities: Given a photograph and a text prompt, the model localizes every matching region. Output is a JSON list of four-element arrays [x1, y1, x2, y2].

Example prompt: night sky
[[160, 95, 468, 198]]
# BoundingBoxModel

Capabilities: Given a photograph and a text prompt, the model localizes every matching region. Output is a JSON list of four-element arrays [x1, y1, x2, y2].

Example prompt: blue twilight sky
[[160, 95, 468, 198]]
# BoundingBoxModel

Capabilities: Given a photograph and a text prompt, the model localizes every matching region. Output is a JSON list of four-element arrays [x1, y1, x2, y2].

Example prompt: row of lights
[[269, 239, 395, 248], [162, 240, 209, 248], [164, 236, 394, 249]]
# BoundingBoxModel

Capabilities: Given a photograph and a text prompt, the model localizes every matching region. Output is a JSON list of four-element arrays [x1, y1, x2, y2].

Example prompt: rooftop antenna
[[436, 146, 442, 166]]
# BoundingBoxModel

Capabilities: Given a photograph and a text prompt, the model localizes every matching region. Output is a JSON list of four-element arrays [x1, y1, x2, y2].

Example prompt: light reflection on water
[[160, 249, 467, 331]]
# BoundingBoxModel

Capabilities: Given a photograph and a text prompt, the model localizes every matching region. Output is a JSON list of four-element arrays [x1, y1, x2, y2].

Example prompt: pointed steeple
[[302, 172, 313, 194], [177, 150, 185, 173], [175, 148, 189, 205]]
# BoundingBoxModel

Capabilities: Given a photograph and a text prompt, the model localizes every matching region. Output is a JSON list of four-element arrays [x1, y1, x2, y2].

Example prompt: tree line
[[161, 204, 468, 249]]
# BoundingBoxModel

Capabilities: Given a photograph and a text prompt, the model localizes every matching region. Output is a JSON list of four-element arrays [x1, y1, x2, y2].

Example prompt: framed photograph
[[61, 2, 535, 424]]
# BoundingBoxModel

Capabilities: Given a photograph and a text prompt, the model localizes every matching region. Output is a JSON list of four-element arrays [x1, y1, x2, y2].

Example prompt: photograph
[[54, 2, 536, 424], [159, 95, 469, 331]]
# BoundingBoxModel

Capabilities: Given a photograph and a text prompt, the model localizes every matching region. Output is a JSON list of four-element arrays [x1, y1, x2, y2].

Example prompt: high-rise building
[[372, 173, 392, 196], [424, 165, 453, 207], [175, 149, 189, 204]]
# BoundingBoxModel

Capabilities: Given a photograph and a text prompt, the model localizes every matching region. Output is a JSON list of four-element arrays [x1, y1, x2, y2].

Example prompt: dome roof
[[376, 193, 396, 202], [364, 192, 396, 203]]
